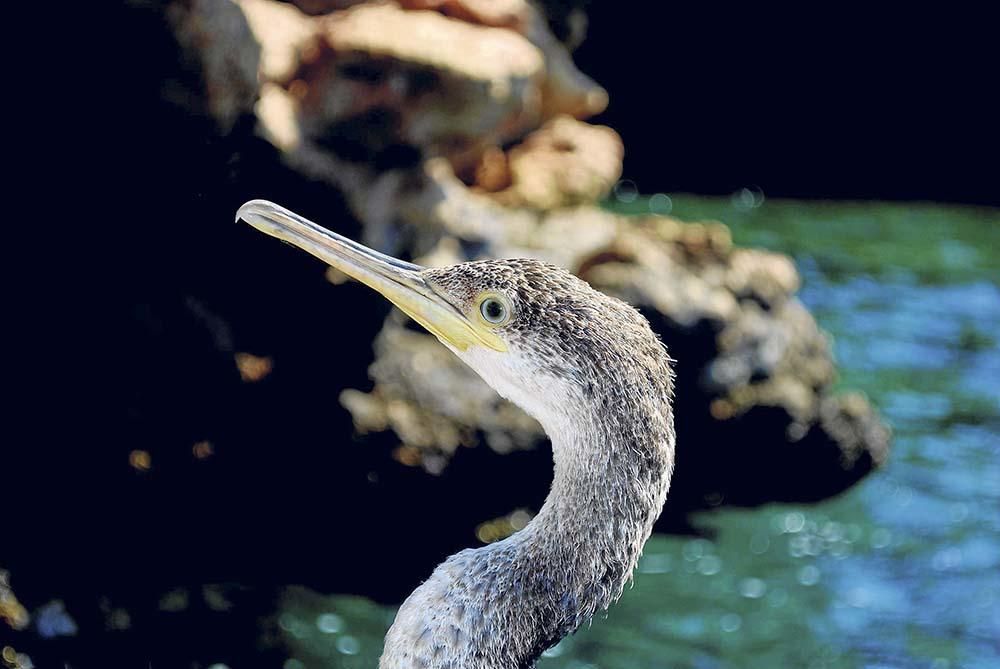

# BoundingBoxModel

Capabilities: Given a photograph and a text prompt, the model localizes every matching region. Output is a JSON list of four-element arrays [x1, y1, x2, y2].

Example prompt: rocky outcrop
[[479, 115, 624, 209], [188, 0, 890, 512]]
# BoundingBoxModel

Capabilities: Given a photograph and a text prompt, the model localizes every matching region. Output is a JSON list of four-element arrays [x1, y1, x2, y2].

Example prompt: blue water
[[279, 197, 1000, 668]]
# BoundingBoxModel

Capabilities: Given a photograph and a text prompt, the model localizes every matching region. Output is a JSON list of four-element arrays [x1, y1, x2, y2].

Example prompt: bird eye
[[479, 296, 509, 325]]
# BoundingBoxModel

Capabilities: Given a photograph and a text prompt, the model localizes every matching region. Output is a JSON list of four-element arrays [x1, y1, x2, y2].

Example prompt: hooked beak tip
[[236, 199, 271, 225]]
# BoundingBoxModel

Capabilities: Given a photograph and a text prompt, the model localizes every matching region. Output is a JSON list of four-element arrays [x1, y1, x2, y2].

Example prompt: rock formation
[[181, 0, 890, 512]]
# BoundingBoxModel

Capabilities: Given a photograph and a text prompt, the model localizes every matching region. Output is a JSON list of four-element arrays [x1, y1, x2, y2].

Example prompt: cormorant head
[[237, 200, 671, 426]]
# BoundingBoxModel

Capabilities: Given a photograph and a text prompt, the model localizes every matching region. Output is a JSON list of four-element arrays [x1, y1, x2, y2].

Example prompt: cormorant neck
[[380, 376, 674, 669], [517, 388, 675, 623], [468, 386, 674, 666]]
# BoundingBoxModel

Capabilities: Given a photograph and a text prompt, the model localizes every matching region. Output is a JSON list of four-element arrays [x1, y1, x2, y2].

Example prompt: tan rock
[[255, 82, 303, 151], [344, 320, 544, 473], [406, 0, 608, 119], [522, 4, 608, 119], [322, 4, 541, 83], [282, 3, 545, 158], [726, 248, 800, 307], [486, 116, 623, 209], [236, 0, 320, 83], [238, 0, 606, 184], [819, 393, 891, 468]]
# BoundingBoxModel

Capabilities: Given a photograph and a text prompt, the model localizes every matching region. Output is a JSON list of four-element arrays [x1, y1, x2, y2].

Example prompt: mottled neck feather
[[380, 382, 674, 669]]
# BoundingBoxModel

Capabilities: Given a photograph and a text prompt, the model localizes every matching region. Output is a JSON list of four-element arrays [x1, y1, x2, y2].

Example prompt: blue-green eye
[[479, 296, 508, 325]]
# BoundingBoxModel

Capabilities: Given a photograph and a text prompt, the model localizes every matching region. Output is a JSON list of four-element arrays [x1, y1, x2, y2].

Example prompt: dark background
[[572, 4, 997, 206]]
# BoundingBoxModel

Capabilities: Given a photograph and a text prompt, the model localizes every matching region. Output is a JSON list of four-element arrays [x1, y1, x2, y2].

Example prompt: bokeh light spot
[[317, 612, 344, 634], [798, 565, 821, 586], [739, 577, 767, 599], [720, 613, 742, 633], [613, 179, 638, 203], [648, 193, 673, 215], [336, 635, 360, 655]]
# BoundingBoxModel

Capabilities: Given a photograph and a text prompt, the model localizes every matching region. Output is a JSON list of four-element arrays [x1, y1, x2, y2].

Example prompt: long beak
[[236, 199, 506, 352]]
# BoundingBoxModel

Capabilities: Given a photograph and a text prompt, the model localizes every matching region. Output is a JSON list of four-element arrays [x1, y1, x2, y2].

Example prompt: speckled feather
[[380, 259, 675, 669]]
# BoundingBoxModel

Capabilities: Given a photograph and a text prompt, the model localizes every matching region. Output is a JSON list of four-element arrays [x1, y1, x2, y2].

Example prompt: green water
[[277, 197, 1000, 668]]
